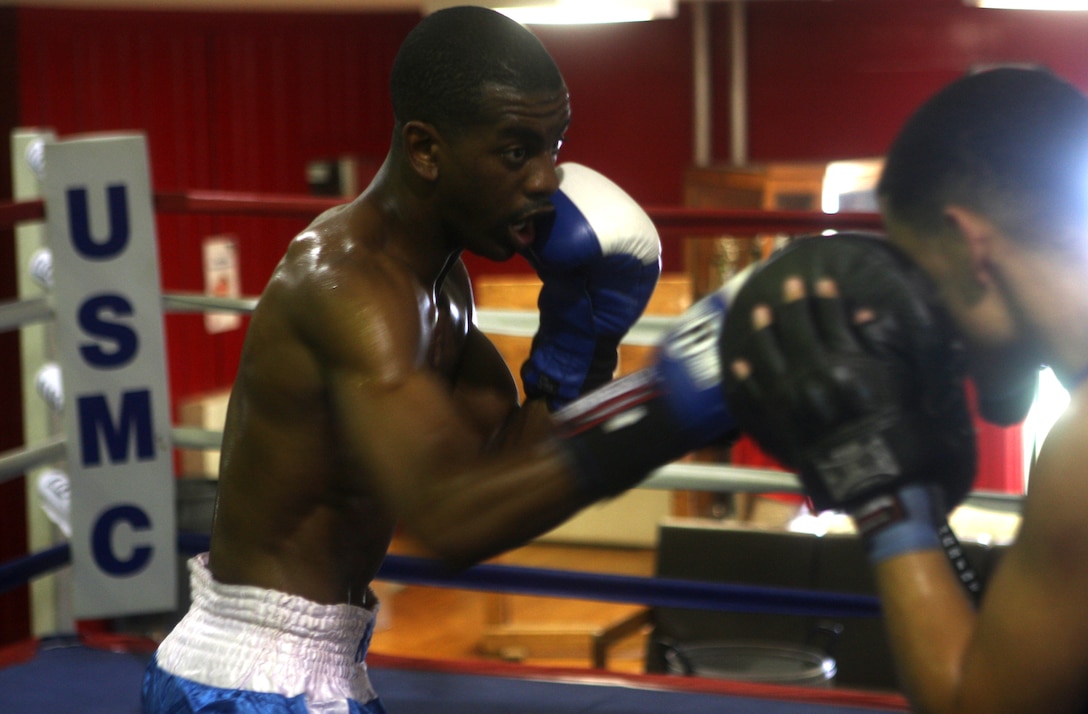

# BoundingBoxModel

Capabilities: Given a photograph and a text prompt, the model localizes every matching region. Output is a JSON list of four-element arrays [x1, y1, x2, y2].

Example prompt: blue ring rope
[[0, 543, 70, 596], [0, 532, 881, 619]]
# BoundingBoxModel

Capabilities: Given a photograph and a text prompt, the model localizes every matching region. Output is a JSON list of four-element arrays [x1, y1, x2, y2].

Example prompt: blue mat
[[0, 639, 149, 713], [368, 665, 889, 713], [1, 642, 900, 713]]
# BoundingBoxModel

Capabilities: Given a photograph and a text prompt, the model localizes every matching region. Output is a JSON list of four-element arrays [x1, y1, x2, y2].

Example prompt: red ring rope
[[0, 192, 883, 236]]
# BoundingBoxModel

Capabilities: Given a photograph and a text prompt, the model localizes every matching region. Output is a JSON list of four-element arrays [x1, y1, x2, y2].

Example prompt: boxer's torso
[[208, 198, 477, 607]]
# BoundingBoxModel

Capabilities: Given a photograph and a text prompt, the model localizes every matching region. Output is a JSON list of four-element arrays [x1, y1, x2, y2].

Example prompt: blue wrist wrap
[[851, 484, 944, 564]]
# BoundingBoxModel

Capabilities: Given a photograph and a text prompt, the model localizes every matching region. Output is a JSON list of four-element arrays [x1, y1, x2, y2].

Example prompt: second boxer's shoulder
[[1037, 388, 1088, 470], [1018, 397, 1088, 551]]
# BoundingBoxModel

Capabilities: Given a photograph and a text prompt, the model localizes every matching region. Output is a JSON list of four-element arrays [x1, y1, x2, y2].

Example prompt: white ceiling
[[2, 0, 802, 12], [2, 0, 428, 10]]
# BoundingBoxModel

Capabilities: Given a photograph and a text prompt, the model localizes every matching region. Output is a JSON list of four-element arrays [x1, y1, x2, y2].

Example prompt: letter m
[[77, 390, 156, 467]]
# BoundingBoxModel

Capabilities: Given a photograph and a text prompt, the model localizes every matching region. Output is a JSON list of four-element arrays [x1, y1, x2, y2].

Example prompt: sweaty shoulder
[[1018, 386, 1088, 564], [264, 203, 427, 385]]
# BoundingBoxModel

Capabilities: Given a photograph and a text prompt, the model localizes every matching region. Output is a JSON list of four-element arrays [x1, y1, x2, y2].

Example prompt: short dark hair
[[390, 6, 566, 133], [878, 67, 1088, 249]]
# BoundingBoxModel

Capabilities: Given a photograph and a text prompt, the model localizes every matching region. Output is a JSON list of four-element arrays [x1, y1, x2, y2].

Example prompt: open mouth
[[511, 207, 556, 252], [510, 219, 536, 250]]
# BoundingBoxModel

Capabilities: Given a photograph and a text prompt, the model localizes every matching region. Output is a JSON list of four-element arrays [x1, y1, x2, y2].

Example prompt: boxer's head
[[388, 7, 570, 261], [390, 6, 567, 136], [879, 67, 1088, 250], [877, 68, 1088, 411]]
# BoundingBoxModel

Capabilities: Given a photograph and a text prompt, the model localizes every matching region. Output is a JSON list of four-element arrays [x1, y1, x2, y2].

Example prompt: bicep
[[959, 412, 1088, 713], [305, 273, 488, 516], [328, 363, 486, 516], [316, 278, 577, 563], [327, 354, 579, 565], [451, 324, 523, 442]]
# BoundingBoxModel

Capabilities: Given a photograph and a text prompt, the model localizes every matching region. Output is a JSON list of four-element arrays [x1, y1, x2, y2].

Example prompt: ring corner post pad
[[42, 132, 179, 621]]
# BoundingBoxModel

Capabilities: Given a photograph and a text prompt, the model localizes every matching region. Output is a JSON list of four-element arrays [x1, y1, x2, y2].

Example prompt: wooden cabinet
[[683, 163, 826, 298], [680, 164, 826, 522], [685, 163, 826, 212]]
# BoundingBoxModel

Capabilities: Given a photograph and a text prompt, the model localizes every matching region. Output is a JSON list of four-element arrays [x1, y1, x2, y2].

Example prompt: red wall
[[740, 0, 1088, 162], [0, 6, 28, 646]]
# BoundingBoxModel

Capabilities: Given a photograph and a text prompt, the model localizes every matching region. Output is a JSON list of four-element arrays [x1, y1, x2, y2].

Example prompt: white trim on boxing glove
[[554, 163, 660, 266]]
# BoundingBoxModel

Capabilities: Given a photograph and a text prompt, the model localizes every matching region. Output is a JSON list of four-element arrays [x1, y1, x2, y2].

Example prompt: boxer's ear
[[402, 120, 440, 182], [944, 204, 998, 284]]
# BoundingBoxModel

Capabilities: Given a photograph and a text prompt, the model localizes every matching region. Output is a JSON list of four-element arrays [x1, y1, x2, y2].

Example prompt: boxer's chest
[[422, 293, 469, 378]]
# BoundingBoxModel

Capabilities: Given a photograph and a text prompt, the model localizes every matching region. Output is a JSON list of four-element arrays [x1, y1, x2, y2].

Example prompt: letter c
[[91, 504, 153, 576]]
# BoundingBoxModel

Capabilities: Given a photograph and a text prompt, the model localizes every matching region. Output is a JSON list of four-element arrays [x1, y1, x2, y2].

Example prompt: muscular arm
[[315, 261, 596, 568], [449, 319, 553, 452], [876, 397, 1088, 714]]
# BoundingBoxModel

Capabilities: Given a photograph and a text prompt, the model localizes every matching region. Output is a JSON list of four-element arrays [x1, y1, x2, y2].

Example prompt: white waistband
[[155, 553, 379, 705]]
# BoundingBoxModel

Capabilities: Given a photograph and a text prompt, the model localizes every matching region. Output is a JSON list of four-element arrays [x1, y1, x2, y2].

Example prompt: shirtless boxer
[[724, 67, 1088, 714], [142, 7, 739, 713]]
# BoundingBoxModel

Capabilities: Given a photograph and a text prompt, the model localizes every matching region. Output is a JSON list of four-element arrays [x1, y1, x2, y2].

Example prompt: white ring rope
[[0, 426, 227, 486], [0, 425, 1016, 512], [0, 286, 710, 486], [0, 271, 985, 505], [0, 436, 65, 486], [0, 296, 53, 333], [0, 424, 803, 493], [162, 292, 259, 315], [645, 461, 801, 493], [476, 308, 676, 345], [0, 219, 982, 507], [0, 293, 260, 337], [171, 426, 226, 451], [154, 298, 677, 343], [0, 430, 800, 499]]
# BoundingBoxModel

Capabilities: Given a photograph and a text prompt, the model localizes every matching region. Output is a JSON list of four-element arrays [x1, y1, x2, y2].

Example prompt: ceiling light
[[968, 0, 1088, 9], [423, 0, 677, 24]]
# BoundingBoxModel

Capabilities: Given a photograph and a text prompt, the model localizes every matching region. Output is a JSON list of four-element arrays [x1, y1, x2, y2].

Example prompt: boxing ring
[[0, 130, 919, 712], [1, 641, 909, 714]]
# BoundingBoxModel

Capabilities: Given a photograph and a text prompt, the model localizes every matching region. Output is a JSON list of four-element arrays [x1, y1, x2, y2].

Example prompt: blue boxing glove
[[551, 270, 750, 498], [522, 163, 662, 410]]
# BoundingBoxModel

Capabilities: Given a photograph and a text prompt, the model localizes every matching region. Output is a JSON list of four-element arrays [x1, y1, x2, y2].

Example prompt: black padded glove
[[720, 233, 977, 516]]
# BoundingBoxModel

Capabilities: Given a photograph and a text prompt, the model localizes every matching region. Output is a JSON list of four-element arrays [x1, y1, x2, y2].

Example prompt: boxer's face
[[886, 207, 1044, 412], [438, 83, 570, 261]]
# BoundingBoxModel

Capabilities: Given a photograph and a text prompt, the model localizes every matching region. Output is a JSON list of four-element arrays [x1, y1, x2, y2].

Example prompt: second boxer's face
[[886, 209, 1044, 414], [439, 83, 570, 261]]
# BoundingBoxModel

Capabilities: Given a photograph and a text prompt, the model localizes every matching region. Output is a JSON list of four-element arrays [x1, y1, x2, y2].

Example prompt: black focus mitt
[[720, 232, 977, 521]]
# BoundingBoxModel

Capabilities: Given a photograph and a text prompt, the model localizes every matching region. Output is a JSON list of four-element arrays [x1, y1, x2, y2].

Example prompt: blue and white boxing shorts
[[142, 553, 386, 713]]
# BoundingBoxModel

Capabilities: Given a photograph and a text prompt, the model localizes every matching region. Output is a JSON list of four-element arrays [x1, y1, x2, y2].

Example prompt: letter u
[[67, 184, 130, 258]]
